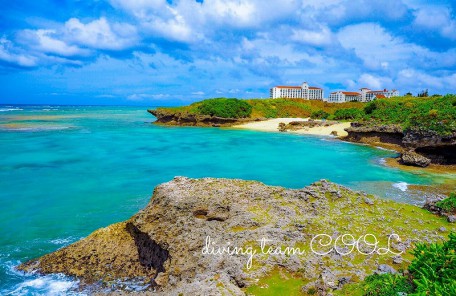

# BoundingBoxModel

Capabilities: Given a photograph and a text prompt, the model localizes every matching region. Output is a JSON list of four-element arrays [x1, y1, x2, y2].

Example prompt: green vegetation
[[363, 95, 456, 135], [154, 94, 456, 135], [245, 268, 306, 296], [437, 193, 456, 212], [362, 273, 414, 296], [333, 108, 364, 120], [197, 98, 252, 118], [436, 193, 456, 213], [358, 232, 456, 296], [310, 110, 330, 119]]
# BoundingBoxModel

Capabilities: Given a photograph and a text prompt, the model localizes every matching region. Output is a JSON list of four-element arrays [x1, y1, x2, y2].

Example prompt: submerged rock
[[18, 177, 455, 295]]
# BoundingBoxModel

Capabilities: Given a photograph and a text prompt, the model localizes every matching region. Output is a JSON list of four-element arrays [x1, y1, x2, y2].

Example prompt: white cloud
[[127, 93, 170, 101], [20, 29, 88, 57], [291, 26, 332, 46], [414, 6, 456, 40], [0, 38, 37, 67], [358, 73, 392, 89], [64, 18, 138, 50]]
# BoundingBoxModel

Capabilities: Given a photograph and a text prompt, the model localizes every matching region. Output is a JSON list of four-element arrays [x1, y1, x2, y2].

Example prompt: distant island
[[149, 95, 456, 169]]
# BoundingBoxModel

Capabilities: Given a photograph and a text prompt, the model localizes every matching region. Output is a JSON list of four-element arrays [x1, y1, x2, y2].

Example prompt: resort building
[[270, 82, 324, 100], [327, 91, 362, 103], [360, 88, 399, 102]]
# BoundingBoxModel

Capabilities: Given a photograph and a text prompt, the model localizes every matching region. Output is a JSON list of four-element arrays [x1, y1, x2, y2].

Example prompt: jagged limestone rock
[[19, 177, 455, 295]]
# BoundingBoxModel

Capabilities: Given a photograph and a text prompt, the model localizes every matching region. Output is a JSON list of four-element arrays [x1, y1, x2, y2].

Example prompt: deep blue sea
[[0, 105, 452, 295]]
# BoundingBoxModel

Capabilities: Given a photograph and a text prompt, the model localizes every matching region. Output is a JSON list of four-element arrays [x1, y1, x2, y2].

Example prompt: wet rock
[[400, 150, 431, 167]]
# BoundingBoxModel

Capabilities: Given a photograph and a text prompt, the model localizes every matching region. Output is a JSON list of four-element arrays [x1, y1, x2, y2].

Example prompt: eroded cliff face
[[18, 177, 454, 295], [148, 109, 258, 127], [345, 123, 456, 167]]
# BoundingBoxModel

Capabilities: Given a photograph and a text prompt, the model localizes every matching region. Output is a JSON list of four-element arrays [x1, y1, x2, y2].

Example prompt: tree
[[418, 89, 429, 97]]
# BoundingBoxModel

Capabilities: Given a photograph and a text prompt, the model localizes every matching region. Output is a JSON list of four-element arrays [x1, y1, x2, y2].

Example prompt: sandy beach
[[232, 118, 351, 137]]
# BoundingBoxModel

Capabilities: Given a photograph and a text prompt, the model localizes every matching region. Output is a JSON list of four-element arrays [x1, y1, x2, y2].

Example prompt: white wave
[[393, 182, 408, 192], [378, 158, 387, 165], [50, 237, 75, 245], [4, 273, 81, 296], [0, 108, 23, 112]]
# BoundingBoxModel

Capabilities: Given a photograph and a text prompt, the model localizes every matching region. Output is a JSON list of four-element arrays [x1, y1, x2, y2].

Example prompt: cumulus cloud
[[2, 0, 456, 101], [18, 29, 88, 57], [358, 74, 392, 90], [64, 17, 138, 50], [413, 5, 456, 40], [0, 38, 37, 68]]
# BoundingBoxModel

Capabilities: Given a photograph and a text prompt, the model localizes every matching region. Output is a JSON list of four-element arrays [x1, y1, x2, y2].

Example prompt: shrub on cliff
[[310, 110, 330, 119], [333, 108, 364, 120], [196, 98, 252, 118], [363, 95, 456, 135], [436, 193, 456, 213], [360, 232, 456, 295], [362, 273, 413, 296]]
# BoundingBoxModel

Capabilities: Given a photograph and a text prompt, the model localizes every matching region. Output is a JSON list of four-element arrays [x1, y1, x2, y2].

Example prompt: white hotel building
[[328, 88, 400, 103], [270, 82, 324, 100]]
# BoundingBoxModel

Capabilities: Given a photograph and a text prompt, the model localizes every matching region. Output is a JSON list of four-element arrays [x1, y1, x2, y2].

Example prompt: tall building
[[270, 82, 323, 100]]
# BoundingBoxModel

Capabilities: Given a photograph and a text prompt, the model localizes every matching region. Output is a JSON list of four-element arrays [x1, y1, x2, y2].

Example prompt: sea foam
[[393, 182, 408, 192]]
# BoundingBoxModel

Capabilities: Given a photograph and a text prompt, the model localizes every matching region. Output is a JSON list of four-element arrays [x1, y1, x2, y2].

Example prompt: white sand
[[232, 118, 351, 137]]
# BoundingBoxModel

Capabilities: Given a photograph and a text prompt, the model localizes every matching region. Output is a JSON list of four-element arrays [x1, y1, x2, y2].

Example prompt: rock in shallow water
[[18, 177, 454, 295], [400, 150, 431, 167]]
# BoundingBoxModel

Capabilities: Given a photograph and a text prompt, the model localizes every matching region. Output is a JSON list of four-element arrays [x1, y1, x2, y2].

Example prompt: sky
[[1, 0, 456, 106]]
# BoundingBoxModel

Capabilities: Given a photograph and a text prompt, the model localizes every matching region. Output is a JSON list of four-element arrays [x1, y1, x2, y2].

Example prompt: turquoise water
[[0, 105, 448, 295]]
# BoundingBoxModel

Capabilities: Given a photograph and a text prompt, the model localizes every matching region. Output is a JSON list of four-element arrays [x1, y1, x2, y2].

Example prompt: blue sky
[[1, 0, 456, 105]]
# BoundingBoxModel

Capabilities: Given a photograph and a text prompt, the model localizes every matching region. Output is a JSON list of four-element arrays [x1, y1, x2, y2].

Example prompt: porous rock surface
[[19, 177, 453, 295]]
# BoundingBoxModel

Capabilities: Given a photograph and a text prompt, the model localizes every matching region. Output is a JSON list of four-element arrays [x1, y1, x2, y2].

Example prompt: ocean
[[0, 105, 450, 295]]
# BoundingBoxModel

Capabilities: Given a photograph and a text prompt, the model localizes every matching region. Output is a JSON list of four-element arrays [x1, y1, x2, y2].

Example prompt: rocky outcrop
[[423, 194, 456, 223], [345, 122, 456, 167], [19, 177, 454, 295], [148, 109, 260, 127], [278, 120, 341, 132], [400, 150, 431, 167], [344, 123, 404, 147]]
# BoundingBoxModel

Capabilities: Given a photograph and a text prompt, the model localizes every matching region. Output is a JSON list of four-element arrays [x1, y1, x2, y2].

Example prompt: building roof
[[342, 91, 361, 96], [275, 86, 302, 89], [309, 87, 322, 89], [375, 94, 386, 98]]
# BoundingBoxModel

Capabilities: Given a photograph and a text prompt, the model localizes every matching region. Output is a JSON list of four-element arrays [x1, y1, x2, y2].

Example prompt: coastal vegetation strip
[[151, 95, 456, 136]]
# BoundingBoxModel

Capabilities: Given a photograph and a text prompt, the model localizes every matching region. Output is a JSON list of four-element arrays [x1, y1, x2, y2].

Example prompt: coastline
[[231, 117, 351, 137]]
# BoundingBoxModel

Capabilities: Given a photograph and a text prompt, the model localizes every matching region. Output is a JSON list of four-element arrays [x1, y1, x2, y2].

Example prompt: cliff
[[345, 123, 456, 167], [148, 109, 260, 127], [18, 177, 454, 295]]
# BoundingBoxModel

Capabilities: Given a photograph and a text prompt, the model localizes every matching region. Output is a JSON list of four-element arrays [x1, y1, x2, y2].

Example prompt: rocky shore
[[18, 177, 454, 295], [344, 122, 456, 168], [148, 109, 260, 127]]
